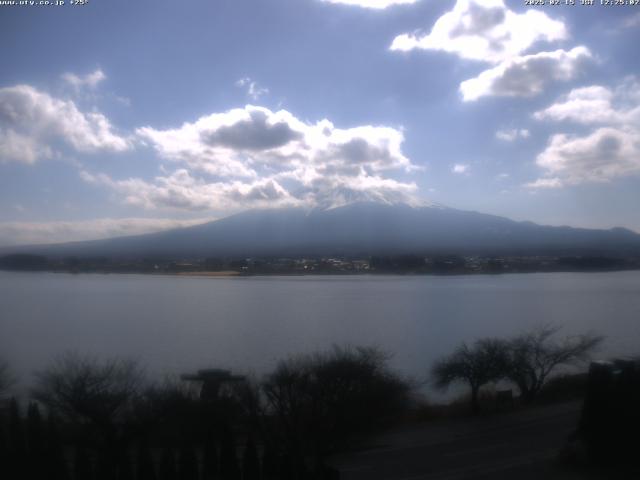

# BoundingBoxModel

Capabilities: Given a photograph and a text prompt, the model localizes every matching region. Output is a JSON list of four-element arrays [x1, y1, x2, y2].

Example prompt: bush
[[262, 345, 412, 470]]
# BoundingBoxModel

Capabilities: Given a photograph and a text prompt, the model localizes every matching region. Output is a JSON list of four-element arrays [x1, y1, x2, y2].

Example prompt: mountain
[[3, 202, 640, 259]]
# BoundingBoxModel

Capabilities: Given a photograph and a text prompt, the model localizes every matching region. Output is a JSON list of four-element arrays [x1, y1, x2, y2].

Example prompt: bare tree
[[0, 358, 15, 398], [262, 346, 412, 474], [506, 325, 603, 403], [432, 338, 509, 414], [131, 375, 206, 443], [32, 352, 145, 435]]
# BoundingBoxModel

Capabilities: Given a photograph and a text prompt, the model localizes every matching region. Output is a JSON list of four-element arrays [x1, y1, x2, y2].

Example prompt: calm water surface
[[1, 271, 639, 392]]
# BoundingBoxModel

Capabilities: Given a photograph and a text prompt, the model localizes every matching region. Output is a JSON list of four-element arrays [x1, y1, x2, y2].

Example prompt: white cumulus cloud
[[529, 78, 640, 188], [532, 128, 640, 187], [137, 105, 414, 176], [452, 163, 469, 174], [390, 0, 566, 63], [61, 69, 107, 90], [524, 177, 562, 189], [0, 84, 130, 163], [87, 105, 422, 211], [534, 82, 640, 125], [496, 128, 530, 142], [460, 47, 591, 102], [81, 169, 302, 211], [235, 77, 269, 100]]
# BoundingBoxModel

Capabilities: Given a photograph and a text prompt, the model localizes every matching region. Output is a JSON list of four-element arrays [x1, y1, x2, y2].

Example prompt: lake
[[1, 270, 639, 396]]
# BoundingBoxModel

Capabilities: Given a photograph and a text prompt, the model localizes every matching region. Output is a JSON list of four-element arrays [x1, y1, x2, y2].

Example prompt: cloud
[[529, 78, 640, 188], [61, 69, 106, 90], [136, 106, 311, 178], [90, 105, 421, 211], [235, 77, 269, 101], [622, 12, 640, 29], [84, 168, 416, 212], [389, 1, 584, 103], [452, 163, 469, 174], [0, 217, 210, 247], [136, 104, 415, 177], [289, 170, 418, 209], [321, 0, 419, 9], [390, 0, 566, 63], [530, 128, 640, 188], [460, 47, 591, 101], [92, 169, 418, 212], [82, 169, 301, 211], [524, 177, 562, 189], [533, 81, 640, 125], [0, 84, 130, 163], [0, 129, 54, 164], [204, 110, 302, 151], [495, 128, 529, 142]]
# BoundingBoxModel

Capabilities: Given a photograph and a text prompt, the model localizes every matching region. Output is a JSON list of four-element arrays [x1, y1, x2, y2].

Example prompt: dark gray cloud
[[202, 110, 302, 151], [461, 47, 591, 101]]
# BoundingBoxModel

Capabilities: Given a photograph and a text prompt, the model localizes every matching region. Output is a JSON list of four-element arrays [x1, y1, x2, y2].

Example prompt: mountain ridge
[[2, 202, 640, 259]]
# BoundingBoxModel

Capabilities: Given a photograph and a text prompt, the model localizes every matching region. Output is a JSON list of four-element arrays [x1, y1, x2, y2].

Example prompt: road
[[330, 401, 622, 479]]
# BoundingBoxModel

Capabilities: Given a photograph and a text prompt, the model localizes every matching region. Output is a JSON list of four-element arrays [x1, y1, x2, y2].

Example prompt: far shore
[[172, 270, 242, 277], [2, 267, 640, 278]]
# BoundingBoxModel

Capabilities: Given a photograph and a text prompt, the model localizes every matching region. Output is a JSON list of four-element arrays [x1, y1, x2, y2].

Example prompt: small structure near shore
[[180, 368, 245, 402], [577, 359, 640, 468]]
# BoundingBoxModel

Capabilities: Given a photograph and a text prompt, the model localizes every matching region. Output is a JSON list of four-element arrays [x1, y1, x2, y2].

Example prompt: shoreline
[[1, 266, 640, 278]]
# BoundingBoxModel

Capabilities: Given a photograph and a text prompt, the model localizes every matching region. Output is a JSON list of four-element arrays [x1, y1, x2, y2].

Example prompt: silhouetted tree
[[137, 442, 157, 480], [33, 352, 144, 443], [242, 436, 260, 480], [432, 339, 509, 414], [277, 453, 294, 480], [75, 447, 94, 480], [159, 448, 177, 480], [45, 414, 70, 480], [219, 426, 240, 480], [133, 377, 200, 443], [7, 398, 26, 478], [0, 417, 7, 480], [261, 445, 278, 480], [27, 402, 45, 452], [506, 325, 603, 403], [178, 445, 198, 480], [262, 346, 411, 475], [0, 359, 14, 398], [201, 440, 218, 480], [95, 449, 116, 480], [117, 449, 135, 480], [26, 402, 46, 479], [229, 378, 263, 433]]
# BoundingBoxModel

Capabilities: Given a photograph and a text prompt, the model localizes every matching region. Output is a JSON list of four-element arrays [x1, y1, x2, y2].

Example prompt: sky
[[0, 0, 639, 246]]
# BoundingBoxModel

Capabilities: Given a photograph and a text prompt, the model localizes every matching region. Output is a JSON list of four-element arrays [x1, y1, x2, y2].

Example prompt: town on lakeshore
[[1, 253, 639, 276]]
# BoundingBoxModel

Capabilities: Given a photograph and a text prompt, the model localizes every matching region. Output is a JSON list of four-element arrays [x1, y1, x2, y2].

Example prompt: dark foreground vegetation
[[0, 347, 410, 480], [0, 327, 637, 479], [1, 253, 640, 276]]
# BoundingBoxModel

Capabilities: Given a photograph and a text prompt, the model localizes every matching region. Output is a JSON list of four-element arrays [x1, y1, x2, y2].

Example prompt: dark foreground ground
[[330, 401, 630, 480]]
